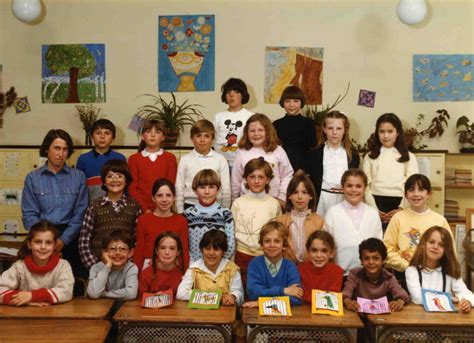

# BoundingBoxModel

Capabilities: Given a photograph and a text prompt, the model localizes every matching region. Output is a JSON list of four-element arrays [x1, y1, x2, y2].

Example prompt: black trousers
[[56, 224, 88, 280]]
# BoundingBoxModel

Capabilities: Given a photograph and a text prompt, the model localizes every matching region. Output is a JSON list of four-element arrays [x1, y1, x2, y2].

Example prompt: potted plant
[[403, 109, 450, 151], [303, 82, 350, 139], [135, 92, 203, 147], [75, 104, 104, 146], [456, 115, 474, 152]]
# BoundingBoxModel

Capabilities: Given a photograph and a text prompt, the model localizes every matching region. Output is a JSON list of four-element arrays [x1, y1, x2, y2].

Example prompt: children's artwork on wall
[[141, 289, 173, 308], [258, 296, 292, 316], [422, 289, 455, 312], [128, 114, 145, 133], [13, 97, 31, 113], [158, 15, 215, 92], [311, 290, 343, 316], [188, 289, 221, 309], [357, 296, 390, 314], [264, 47, 324, 105], [413, 54, 474, 102], [358, 89, 376, 108], [42, 44, 106, 103]]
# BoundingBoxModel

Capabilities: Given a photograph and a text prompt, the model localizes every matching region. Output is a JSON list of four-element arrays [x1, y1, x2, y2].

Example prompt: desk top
[[114, 299, 236, 324], [242, 304, 364, 328], [366, 304, 474, 327], [0, 319, 111, 343], [0, 297, 114, 319]]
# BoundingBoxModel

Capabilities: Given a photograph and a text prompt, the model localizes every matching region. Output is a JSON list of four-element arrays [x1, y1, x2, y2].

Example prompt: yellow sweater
[[383, 208, 451, 272], [193, 259, 240, 294]]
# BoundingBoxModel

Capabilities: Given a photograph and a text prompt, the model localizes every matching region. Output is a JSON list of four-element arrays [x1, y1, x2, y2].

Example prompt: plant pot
[[163, 129, 179, 148]]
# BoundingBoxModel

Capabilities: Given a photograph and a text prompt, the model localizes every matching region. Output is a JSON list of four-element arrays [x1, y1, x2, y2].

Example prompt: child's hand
[[221, 293, 236, 306], [458, 299, 472, 313], [389, 299, 405, 312], [9, 291, 32, 306], [241, 300, 258, 308], [145, 209, 153, 214], [378, 211, 389, 223], [28, 302, 51, 307], [386, 208, 402, 221], [101, 251, 113, 268], [284, 284, 303, 299], [343, 298, 360, 312]]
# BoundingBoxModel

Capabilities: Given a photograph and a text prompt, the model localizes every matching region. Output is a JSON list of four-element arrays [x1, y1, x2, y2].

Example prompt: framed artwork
[[41, 44, 106, 103], [158, 15, 215, 92], [413, 54, 474, 102], [422, 289, 455, 312], [264, 46, 323, 105]]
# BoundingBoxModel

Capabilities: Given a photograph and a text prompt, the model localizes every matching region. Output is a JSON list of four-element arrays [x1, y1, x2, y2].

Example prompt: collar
[[291, 209, 311, 218], [341, 200, 363, 210], [407, 207, 430, 215], [141, 148, 164, 161], [93, 148, 112, 157], [192, 149, 214, 158], [380, 146, 399, 154], [357, 267, 392, 284], [284, 113, 303, 118], [248, 190, 267, 199], [100, 194, 127, 206], [40, 163, 71, 175], [264, 256, 283, 269], [421, 265, 442, 273], [324, 142, 343, 152], [191, 257, 230, 275], [24, 254, 60, 274]]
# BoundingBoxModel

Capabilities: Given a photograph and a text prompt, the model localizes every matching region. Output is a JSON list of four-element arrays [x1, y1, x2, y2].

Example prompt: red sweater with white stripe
[[0, 255, 74, 305]]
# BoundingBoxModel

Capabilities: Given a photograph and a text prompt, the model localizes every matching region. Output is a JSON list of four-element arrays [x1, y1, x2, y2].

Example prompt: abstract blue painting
[[158, 15, 215, 92], [413, 54, 473, 102]]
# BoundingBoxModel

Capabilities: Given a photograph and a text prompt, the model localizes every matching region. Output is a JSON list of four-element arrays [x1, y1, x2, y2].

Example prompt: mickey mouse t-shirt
[[213, 108, 253, 166]]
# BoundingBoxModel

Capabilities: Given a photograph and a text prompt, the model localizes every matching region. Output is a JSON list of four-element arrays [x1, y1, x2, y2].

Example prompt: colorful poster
[[422, 289, 455, 312], [311, 290, 343, 316], [158, 15, 215, 92], [258, 296, 292, 316], [265, 47, 323, 105], [42, 44, 106, 103], [413, 54, 474, 102], [357, 296, 390, 314]]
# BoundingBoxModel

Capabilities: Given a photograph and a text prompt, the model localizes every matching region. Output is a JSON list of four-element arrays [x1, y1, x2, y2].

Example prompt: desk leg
[[247, 325, 357, 343], [376, 325, 474, 343], [116, 322, 231, 343]]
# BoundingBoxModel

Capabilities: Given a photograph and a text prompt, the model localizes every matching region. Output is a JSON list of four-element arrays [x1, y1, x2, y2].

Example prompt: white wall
[[1, 0, 473, 151]]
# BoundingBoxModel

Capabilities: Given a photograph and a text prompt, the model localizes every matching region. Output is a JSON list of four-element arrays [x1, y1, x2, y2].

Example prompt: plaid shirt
[[78, 195, 141, 269]]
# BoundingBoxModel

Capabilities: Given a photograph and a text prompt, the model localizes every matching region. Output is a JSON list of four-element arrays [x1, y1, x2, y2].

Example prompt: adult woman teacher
[[21, 129, 88, 278]]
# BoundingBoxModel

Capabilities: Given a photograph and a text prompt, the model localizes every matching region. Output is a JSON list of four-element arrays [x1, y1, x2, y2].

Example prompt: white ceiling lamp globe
[[397, 0, 428, 25], [12, 0, 42, 23]]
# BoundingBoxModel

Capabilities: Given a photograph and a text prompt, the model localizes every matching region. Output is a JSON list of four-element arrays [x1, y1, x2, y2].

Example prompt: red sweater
[[138, 265, 183, 297], [298, 261, 343, 303], [128, 152, 177, 212], [134, 213, 189, 272]]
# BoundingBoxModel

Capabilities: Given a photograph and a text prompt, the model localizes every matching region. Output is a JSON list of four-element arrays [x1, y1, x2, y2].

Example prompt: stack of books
[[444, 199, 460, 220], [455, 169, 472, 186], [445, 168, 456, 186]]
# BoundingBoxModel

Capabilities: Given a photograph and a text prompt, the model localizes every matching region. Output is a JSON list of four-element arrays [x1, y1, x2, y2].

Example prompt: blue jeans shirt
[[21, 163, 89, 245]]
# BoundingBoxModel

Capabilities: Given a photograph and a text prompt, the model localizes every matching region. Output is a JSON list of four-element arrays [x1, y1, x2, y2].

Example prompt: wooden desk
[[0, 319, 111, 343], [366, 303, 474, 342], [0, 297, 114, 319], [242, 304, 364, 343], [113, 299, 236, 343]]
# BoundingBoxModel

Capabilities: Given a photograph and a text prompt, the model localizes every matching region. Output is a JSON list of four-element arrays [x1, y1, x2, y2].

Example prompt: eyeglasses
[[107, 246, 129, 253], [105, 173, 126, 181]]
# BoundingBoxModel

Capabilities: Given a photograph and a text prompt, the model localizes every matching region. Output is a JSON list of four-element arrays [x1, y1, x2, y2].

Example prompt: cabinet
[[415, 152, 445, 215], [445, 153, 474, 224]]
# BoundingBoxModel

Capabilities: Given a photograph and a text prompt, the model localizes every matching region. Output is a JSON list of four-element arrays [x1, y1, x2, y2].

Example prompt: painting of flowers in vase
[[158, 15, 215, 92]]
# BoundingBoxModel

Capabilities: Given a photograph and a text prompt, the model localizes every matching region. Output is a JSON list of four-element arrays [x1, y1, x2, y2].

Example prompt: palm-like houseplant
[[135, 92, 203, 147]]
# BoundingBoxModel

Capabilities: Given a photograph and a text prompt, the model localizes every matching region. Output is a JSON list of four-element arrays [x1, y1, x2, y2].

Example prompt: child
[[243, 221, 303, 307], [79, 159, 141, 270], [305, 111, 360, 217], [362, 113, 418, 229], [406, 226, 474, 313], [298, 231, 343, 303], [184, 169, 235, 263], [134, 178, 189, 272], [128, 119, 178, 212], [175, 119, 230, 213], [139, 231, 183, 298], [231, 158, 282, 286], [384, 174, 452, 283], [177, 230, 244, 306], [275, 170, 324, 263], [87, 230, 138, 300], [232, 113, 293, 207], [325, 169, 383, 275], [76, 119, 126, 201], [343, 238, 410, 312], [0, 221, 74, 306], [214, 78, 253, 169], [273, 86, 317, 172]]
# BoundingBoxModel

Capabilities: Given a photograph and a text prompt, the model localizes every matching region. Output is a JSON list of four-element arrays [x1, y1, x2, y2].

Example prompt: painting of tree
[[42, 44, 106, 103]]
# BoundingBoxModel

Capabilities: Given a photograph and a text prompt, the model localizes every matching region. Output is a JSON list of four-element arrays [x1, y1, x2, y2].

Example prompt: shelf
[[447, 217, 466, 223], [446, 184, 474, 189]]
